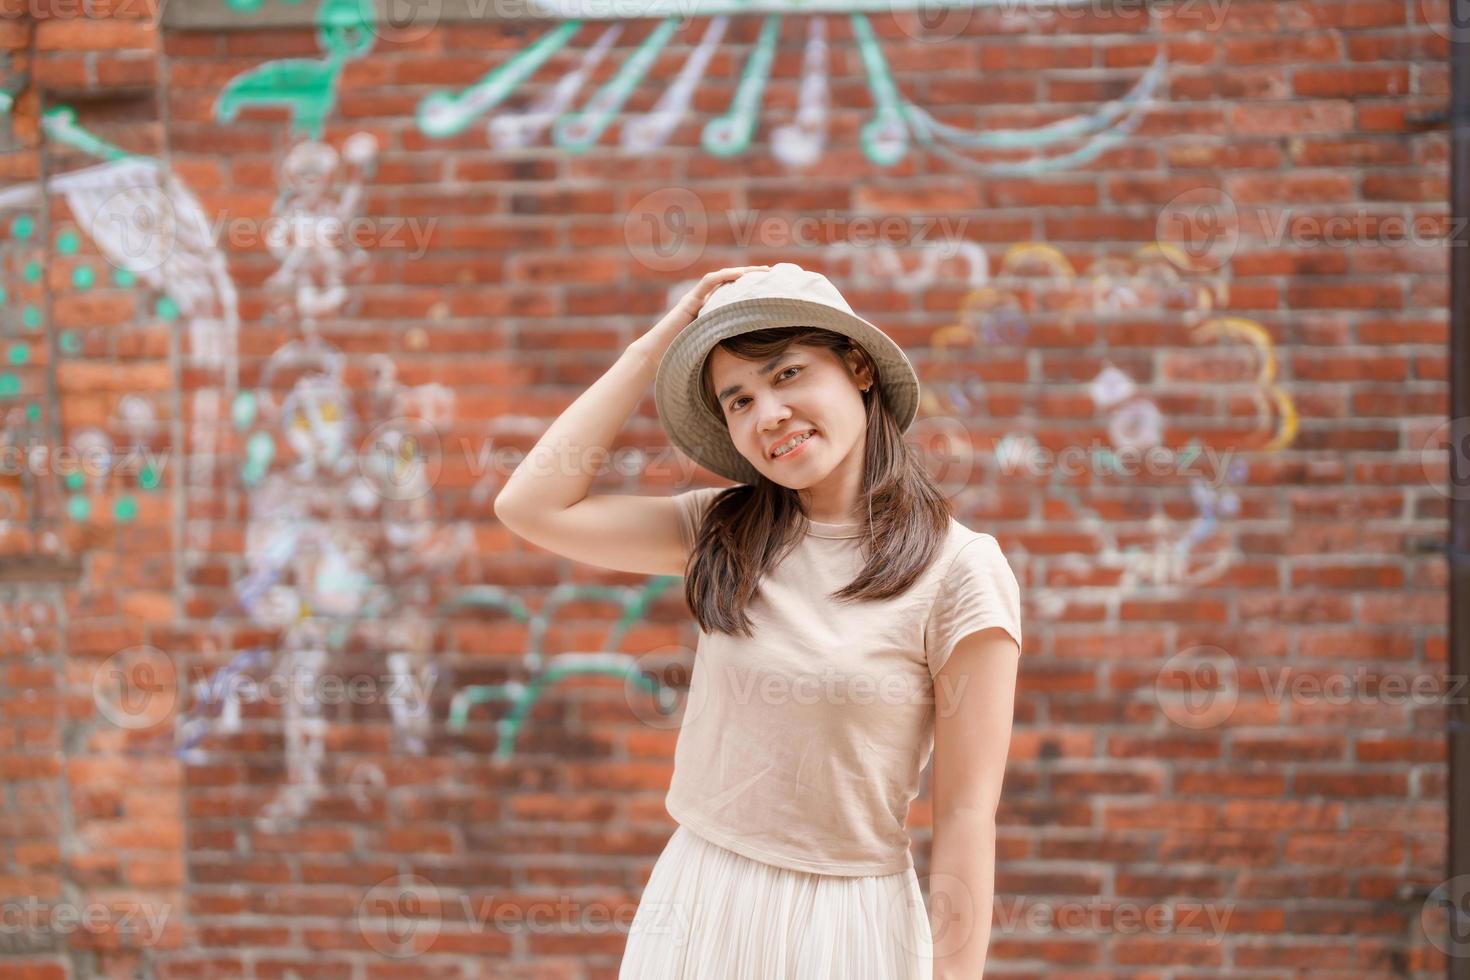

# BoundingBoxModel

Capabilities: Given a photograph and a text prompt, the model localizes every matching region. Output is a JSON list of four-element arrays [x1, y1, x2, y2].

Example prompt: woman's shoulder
[[670, 483, 744, 548], [671, 483, 740, 517], [935, 518, 1013, 576], [678, 484, 737, 502], [924, 519, 1024, 667], [941, 515, 999, 548]]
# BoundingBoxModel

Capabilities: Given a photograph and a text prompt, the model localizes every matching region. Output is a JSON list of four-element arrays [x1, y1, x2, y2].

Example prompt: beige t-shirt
[[663, 485, 1023, 876]]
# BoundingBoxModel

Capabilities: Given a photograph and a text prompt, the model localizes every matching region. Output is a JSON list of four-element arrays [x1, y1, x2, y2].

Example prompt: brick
[[1292, 66, 1411, 98], [1223, 34, 1342, 65], [1286, 281, 1404, 309], [35, 18, 157, 52], [1224, 171, 1356, 203], [1231, 100, 1355, 135]]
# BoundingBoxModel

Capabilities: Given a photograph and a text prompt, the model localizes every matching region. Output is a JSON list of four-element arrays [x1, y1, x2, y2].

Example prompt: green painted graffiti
[[214, 0, 375, 138], [444, 578, 684, 760], [407, 2, 1167, 172]]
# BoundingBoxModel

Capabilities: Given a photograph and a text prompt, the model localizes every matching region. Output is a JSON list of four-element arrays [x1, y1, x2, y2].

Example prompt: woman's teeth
[[772, 431, 814, 457]]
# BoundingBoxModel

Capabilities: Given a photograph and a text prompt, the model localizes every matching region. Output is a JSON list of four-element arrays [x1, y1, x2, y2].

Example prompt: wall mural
[[211, 6, 461, 829], [0, 107, 221, 540], [215, 0, 375, 141], [412, 7, 1168, 173], [192, 0, 695, 830], [0, 0, 1294, 832], [850, 239, 1298, 623]]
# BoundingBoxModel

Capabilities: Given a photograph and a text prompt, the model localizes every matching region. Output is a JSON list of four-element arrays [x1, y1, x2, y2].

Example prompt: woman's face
[[706, 341, 873, 490]]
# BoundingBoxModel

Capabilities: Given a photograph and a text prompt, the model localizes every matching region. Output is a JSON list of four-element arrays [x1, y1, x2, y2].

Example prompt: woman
[[494, 262, 1023, 979]]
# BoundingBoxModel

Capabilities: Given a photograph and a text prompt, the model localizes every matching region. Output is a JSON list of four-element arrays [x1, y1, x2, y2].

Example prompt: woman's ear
[[845, 348, 875, 390]]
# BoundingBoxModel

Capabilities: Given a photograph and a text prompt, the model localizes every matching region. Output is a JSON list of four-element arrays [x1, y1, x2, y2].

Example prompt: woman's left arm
[[928, 625, 1021, 980]]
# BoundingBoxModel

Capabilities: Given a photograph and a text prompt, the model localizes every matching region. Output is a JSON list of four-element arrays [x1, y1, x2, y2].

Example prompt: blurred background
[[0, 0, 1457, 976]]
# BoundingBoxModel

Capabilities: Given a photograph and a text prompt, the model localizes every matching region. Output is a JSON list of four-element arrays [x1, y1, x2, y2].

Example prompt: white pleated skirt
[[618, 824, 933, 980]]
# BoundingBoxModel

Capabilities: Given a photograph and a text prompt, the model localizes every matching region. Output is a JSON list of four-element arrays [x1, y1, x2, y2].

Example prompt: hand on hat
[[633, 265, 772, 363]]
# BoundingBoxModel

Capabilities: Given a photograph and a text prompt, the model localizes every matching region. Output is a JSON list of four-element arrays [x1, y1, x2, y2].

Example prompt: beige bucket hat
[[653, 261, 921, 485]]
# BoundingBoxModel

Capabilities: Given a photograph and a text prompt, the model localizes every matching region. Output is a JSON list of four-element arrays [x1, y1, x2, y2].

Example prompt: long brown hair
[[682, 326, 952, 637]]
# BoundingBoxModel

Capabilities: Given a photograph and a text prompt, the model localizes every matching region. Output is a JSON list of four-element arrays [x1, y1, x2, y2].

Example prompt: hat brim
[[654, 297, 920, 485]]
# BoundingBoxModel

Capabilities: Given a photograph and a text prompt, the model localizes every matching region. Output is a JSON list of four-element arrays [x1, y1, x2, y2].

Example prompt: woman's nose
[[757, 403, 791, 431]]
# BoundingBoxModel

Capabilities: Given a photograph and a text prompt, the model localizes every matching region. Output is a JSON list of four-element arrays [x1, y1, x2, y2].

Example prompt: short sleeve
[[671, 485, 728, 553], [924, 534, 1022, 677]]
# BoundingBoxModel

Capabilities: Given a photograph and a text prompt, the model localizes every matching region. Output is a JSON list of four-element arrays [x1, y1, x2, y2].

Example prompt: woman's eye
[[730, 367, 801, 411]]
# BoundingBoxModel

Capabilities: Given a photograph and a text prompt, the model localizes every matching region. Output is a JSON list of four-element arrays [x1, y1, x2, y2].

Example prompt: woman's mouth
[[769, 429, 816, 461]]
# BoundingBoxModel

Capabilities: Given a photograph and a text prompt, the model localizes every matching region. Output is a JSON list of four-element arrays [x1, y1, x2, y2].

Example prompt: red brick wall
[[0, 0, 1454, 976]]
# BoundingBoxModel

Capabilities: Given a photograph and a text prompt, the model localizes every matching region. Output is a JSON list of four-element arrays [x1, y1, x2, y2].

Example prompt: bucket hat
[[653, 261, 920, 485]]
